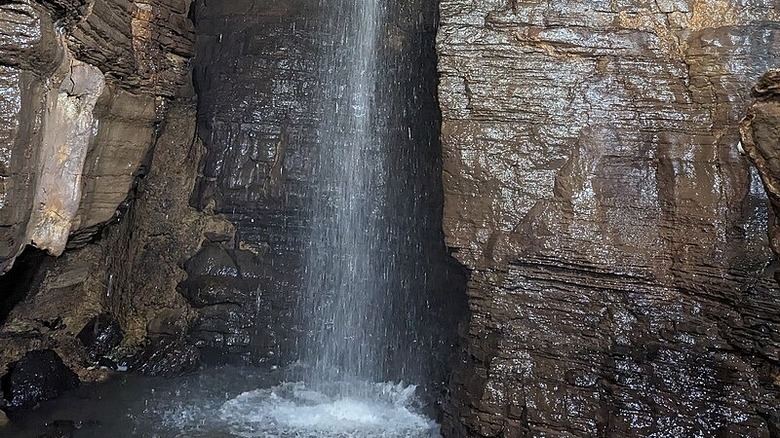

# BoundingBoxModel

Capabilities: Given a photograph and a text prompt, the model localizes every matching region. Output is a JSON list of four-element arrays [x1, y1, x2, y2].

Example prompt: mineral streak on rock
[[0, 0, 195, 273], [439, 1, 780, 436], [27, 58, 105, 257]]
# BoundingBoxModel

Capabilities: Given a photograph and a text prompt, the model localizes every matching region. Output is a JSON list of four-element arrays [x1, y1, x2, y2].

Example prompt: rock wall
[[438, 1, 780, 436], [0, 0, 464, 391], [742, 70, 780, 265], [0, 0, 196, 377], [0, 0, 194, 273], [190, 0, 465, 384]]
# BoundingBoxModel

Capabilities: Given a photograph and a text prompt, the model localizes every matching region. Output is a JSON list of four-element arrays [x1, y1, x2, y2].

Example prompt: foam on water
[[217, 382, 439, 438], [129, 371, 440, 438]]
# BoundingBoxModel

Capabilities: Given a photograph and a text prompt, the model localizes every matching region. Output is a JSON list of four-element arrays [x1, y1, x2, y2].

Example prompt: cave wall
[[0, 0, 196, 376], [0, 0, 464, 389], [0, 0, 194, 270], [438, 1, 780, 437], [3, 0, 780, 434], [189, 0, 465, 384]]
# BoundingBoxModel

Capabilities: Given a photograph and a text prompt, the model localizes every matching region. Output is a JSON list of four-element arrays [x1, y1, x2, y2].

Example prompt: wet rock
[[38, 420, 76, 438], [189, 0, 462, 381], [1, 350, 79, 410], [0, 0, 195, 272], [741, 69, 780, 262], [133, 337, 199, 377], [77, 314, 123, 365], [179, 277, 254, 308], [191, 304, 253, 354], [146, 309, 189, 338], [438, 1, 780, 436], [229, 249, 265, 280], [93, 103, 234, 348], [184, 244, 239, 279], [26, 59, 105, 258]]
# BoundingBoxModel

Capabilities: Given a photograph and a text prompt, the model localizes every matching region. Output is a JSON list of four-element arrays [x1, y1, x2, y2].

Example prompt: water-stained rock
[[0, 0, 195, 273], [0, 350, 79, 410], [741, 69, 780, 263], [438, 1, 780, 436], [132, 336, 200, 377], [180, 277, 254, 308], [191, 304, 253, 355], [190, 0, 464, 385]]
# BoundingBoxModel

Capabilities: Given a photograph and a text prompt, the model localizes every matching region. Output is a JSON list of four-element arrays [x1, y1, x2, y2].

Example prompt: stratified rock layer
[[0, 0, 197, 381], [742, 70, 780, 261], [0, 0, 194, 272], [438, 2, 780, 437], [191, 0, 465, 382]]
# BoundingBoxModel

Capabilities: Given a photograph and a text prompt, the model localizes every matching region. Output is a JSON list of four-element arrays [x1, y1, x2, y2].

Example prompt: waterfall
[[302, 0, 393, 384]]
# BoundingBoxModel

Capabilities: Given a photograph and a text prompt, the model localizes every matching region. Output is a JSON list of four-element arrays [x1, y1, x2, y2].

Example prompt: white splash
[[218, 382, 439, 438]]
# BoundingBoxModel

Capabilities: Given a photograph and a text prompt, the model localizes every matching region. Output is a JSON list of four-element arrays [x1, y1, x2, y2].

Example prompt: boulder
[[1, 350, 79, 410], [77, 314, 123, 364]]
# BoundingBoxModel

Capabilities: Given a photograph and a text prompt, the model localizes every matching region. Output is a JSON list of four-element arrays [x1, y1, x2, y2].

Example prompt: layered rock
[[190, 0, 465, 380], [438, 1, 780, 436], [0, 0, 196, 379], [0, 0, 195, 273], [741, 70, 780, 264]]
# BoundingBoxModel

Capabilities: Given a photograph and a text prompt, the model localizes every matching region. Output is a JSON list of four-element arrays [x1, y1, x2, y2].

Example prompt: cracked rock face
[[438, 1, 780, 436]]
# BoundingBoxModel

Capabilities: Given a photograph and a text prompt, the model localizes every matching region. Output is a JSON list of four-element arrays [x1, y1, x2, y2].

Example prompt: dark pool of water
[[0, 366, 440, 438]]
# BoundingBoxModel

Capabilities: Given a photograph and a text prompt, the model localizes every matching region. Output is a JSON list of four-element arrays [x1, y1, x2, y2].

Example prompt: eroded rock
[[27, 58, 105, 257], [741, 69, 780, 261], [0, 0, 196, 273]]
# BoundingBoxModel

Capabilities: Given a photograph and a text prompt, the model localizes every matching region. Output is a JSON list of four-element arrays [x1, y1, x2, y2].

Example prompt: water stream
[[202, 0, 438, 435], [303, 0, 391, 384]]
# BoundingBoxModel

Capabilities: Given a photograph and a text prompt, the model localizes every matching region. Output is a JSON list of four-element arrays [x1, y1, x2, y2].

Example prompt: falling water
[[178, 2, 442, 434], [302, 0, 393, 383], [0, 2, 446, 436]]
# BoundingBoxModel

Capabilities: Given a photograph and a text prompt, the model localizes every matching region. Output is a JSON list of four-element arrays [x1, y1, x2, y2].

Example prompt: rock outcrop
[[438, 1, 780, 436], [0, 0, 195, 273], [741, 70, 780, 268], [0, 0, 197, 381]]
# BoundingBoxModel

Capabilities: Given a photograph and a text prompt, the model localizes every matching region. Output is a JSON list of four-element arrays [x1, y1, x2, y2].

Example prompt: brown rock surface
[[0, 0, 196, 379], [438, 1, 780, 436], [741, 70, 780, 259], [0, 101, 231, 381], [188, 0, 465, 378], [0, 0, 194, 273]]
